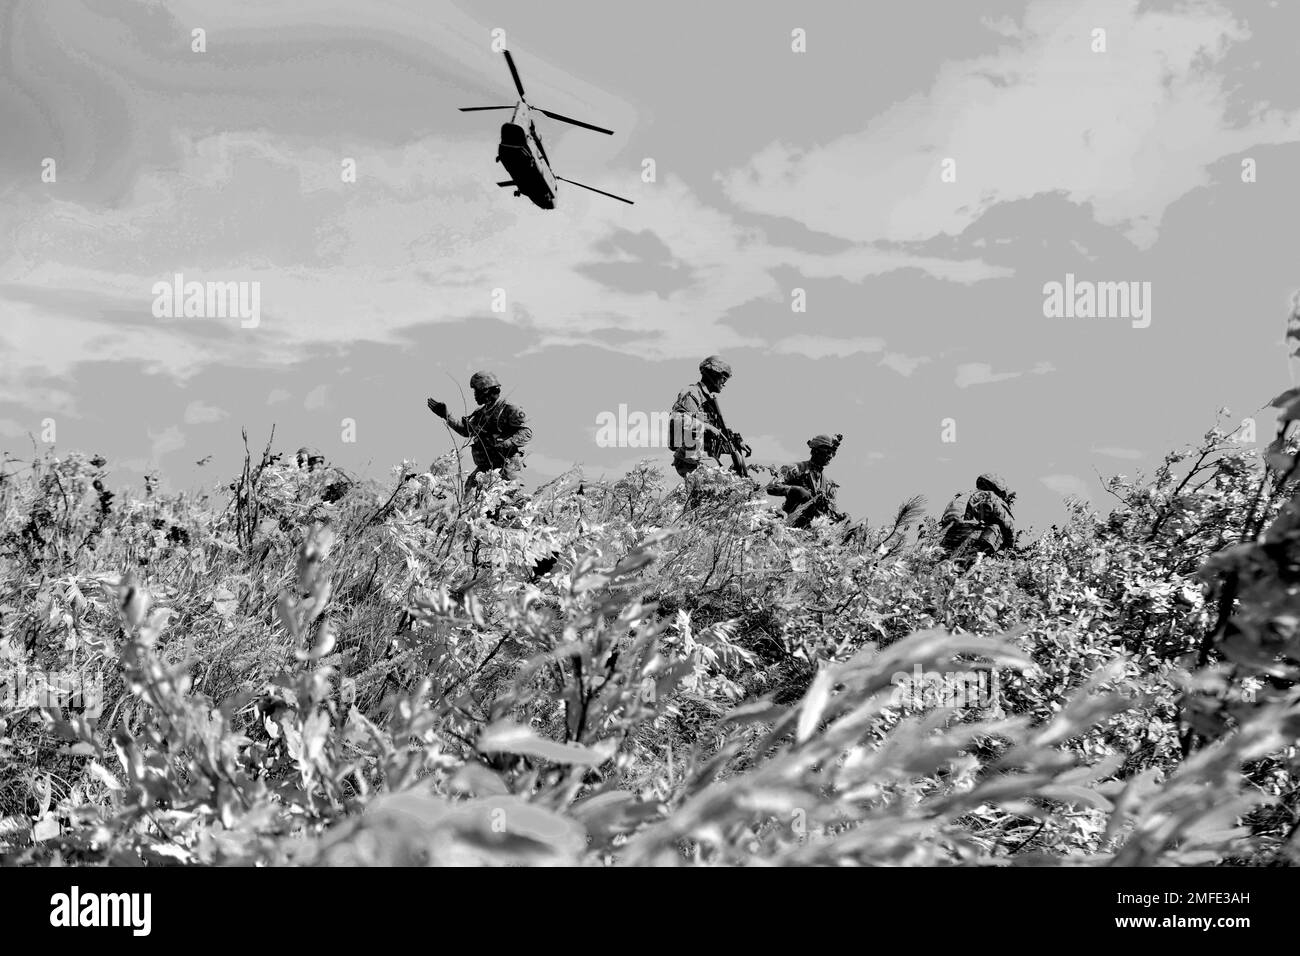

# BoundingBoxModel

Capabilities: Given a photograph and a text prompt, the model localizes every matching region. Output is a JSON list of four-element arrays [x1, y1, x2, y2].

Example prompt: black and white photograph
[[0, 0, 1294, 929]]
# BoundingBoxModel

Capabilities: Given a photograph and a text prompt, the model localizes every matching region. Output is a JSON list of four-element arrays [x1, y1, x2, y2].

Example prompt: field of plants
[[3, 384, 1300, 866]]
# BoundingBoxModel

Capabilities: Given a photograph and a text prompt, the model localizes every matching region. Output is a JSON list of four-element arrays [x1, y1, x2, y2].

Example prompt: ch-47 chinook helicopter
[[460, 49, 633, 209]]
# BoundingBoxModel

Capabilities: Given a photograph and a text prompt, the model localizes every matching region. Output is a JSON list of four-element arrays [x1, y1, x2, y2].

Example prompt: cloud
[[1041, 473, 1092, 500], [955, 362, 1021, 388], [0, 418, 27, 438], [879, 352, 930, 377], [745, 432, 801, 465], [304, 386, 329, 410], [772, 335, 885, 360], [0, 122, 1013, 404], [1093, 445, 1143, 459], [183, 400, 228, 424], [267, 388, 291, 405], [147, 425, 186, 462], [718, 0, 1300, 247]]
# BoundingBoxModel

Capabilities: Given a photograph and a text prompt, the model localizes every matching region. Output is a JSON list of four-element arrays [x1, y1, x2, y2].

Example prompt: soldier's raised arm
[[428, 397, 472, 437]]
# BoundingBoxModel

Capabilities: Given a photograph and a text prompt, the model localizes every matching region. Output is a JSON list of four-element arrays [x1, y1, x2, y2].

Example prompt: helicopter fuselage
[[498, 102, 558, 209]]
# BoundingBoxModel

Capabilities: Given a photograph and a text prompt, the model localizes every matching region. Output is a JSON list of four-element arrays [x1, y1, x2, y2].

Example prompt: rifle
[[786, 490, 846, 527], [701, 392, 749, 478]]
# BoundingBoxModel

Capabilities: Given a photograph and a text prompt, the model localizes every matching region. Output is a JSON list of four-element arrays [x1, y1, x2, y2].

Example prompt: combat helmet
[[975, 473, 1011, 501]]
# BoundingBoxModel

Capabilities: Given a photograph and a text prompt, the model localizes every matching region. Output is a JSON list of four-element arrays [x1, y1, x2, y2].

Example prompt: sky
[[2, 0, 1299, 532]]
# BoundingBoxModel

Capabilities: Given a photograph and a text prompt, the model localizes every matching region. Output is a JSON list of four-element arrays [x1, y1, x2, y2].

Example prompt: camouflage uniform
[[669, 381, 723, 478], [768, 434, 844, 527], [441, 372, 533, 491], [669, 356, 734, 479], [942, 474, 1015, 556], [938, 493, 967, 539]]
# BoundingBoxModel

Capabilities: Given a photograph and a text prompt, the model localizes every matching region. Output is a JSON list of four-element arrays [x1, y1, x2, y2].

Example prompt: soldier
[[668, 355, 751, 482], [427, 371, 533, 492], [295, 446, 326, 472], [937, 492, 967, 540], [289, 446, 352, 503], [941, 473, 1017, 558], [768, 434, 846, 527]]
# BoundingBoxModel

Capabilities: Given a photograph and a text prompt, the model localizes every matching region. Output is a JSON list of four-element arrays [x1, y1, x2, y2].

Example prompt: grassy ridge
[[1, 413, 1298, 866]]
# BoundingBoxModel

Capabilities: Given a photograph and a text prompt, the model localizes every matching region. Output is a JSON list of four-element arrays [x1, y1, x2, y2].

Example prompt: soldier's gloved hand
[[427, 398, 447, 419]]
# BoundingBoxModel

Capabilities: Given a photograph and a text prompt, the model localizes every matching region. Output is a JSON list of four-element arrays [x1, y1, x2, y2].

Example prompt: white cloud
[[183, 400, 228, 424], [955, 362, 1021, 388], [745, 432, 801, 465], [0, 418, 27, 438], [0, 124, 1015, 404], [719, 0, 1300, 247], [147, 425, 186, 461], [304, 386, 329, 410], [267, 388, 291, 405], [1041, 473, 1092, 500], [879, 352, 930, 377], [772, 335, 885, 360]]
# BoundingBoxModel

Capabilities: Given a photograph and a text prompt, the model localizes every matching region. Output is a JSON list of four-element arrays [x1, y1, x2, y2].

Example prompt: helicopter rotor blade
[[503, 49, 527, 100], [459, 106, 515, 112], [556, 176, 634, 205], [540, 109, 614, 135]]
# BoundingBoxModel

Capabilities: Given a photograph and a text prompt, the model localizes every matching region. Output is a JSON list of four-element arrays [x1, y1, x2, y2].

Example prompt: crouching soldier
[[296, 446, 326, 472], [941, 473, 1016, 558], [768, 434, 846, 527], [294, 446, 352, 503], [427, 370, 533, 493]]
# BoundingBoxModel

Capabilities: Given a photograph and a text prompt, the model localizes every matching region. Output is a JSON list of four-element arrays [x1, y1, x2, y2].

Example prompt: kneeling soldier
[[768, 434, 845, 527], [941, 473, 1016, 558]]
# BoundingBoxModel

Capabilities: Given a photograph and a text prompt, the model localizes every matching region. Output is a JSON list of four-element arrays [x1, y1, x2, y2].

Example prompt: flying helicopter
[[460, 49, 633, 209]]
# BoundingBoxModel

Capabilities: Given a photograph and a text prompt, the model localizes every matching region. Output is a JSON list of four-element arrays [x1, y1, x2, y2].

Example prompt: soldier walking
[[668, 355, 751, 484], [768, 434, 845, 527], [427, 371, 533, 493]]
